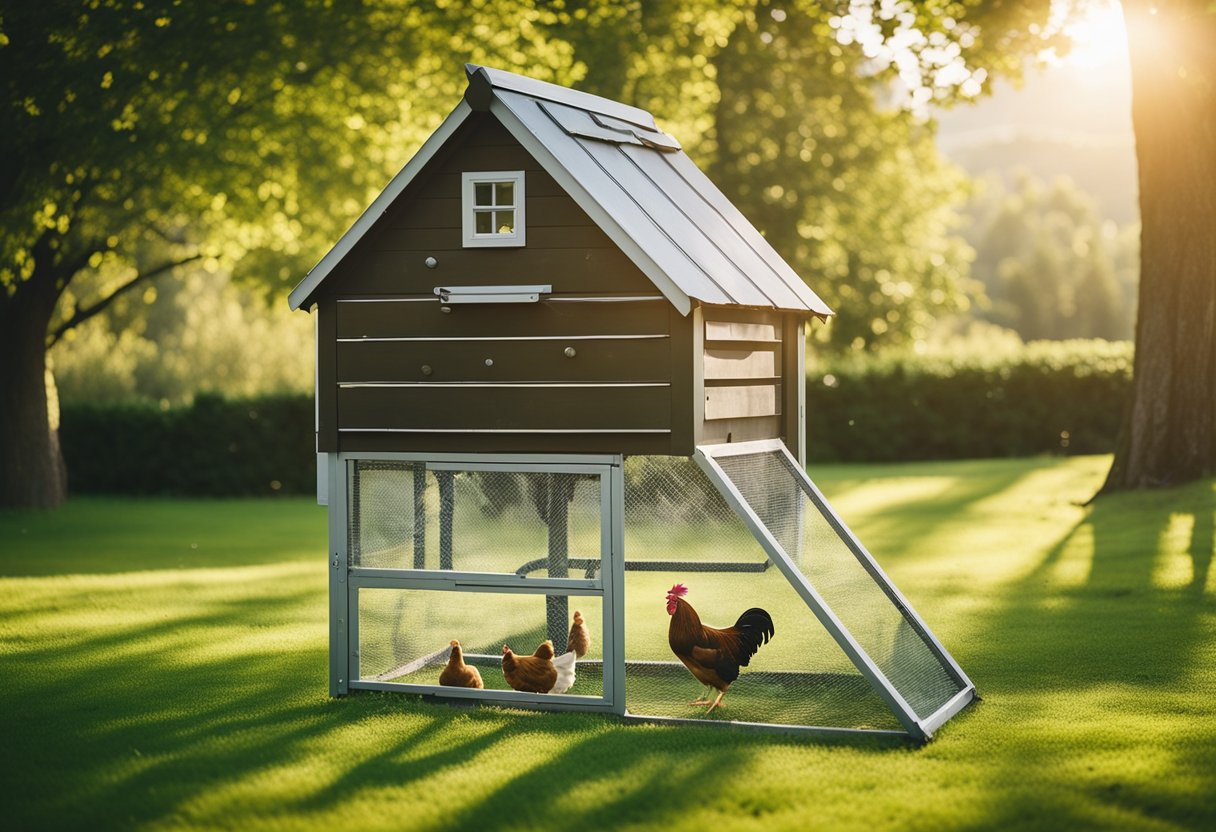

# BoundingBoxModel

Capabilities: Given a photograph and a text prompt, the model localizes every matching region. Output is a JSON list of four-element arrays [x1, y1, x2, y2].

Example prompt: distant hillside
[[934, 55, 1138, 224], [945, 132, 1137, 224]]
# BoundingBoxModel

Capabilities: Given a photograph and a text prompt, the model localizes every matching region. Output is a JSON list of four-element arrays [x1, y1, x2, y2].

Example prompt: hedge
[[58, 341, 1133, 495], [60, 393, 316, 497], [806, 340, 1133, 462]]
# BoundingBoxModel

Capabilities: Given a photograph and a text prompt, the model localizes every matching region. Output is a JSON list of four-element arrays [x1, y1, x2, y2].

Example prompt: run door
[[328, 453, 625, 714]]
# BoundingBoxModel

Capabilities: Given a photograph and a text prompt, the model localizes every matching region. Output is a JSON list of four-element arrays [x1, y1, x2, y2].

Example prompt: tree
[[1099, 1, 1216, 490], [965, 173, 1135, 341], [832, 0, 1216, 489], [0, 0, 577, 508]]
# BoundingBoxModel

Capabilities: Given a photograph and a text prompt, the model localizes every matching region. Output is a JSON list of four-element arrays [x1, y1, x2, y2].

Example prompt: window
[[462, 171, 525, 247]]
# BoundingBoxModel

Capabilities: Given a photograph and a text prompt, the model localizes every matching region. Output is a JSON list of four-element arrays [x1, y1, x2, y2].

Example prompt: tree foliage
[[4, 0, 1144, 507], [967, 173, 1137, 341], [0, 0, 580, 507]]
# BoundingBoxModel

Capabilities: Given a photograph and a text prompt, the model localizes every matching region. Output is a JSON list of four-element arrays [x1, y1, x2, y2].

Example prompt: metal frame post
[[328, 454, 350, 696]]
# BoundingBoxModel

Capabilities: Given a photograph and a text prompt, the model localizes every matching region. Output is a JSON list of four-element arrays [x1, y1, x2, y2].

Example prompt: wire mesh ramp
[[634, 440, 977, 741]]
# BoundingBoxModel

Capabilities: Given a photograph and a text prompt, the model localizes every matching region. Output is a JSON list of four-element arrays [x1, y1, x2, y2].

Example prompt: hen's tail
[[733, 607, 775, 666], [551, 650, 578, 694]]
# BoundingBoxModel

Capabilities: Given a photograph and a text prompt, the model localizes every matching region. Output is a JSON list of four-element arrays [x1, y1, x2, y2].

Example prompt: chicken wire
[[345, 462, 605, 690], [706, 448, 966, 722], [338, 452, 964, 734], [348, 461, 602, 577], [621, 456, 903, 731], [357, 587, 604, 697]]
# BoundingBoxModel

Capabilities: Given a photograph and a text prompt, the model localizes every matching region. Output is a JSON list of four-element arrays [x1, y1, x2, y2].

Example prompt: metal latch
[[434, 284, 551, 304]]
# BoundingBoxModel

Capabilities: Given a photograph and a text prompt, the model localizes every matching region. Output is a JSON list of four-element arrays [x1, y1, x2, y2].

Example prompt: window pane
[[495, 211, 515, 234], [495, 181, 514, 206], [475, 210, 493, 234], [474, 182, 493, 206]]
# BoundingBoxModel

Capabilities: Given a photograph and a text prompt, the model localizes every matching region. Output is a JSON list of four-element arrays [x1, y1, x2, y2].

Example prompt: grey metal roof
[[291, 64, 832, 318]]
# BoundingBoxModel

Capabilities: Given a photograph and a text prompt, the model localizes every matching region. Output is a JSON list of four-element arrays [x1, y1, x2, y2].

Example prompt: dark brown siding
[[328, 112, 654, 297], [315, 111, 685, 455], [316, 298, 338, 452]]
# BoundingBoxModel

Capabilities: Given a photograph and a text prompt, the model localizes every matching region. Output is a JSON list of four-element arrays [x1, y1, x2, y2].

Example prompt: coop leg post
[[546, 473, 571, 650], [328, 454, 350, 696], [437, 470, 455, 571], [413, 464, 426, 569]]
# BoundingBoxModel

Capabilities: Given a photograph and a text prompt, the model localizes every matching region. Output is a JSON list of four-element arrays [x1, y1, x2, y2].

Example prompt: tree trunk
[[0, 290, 67, 508], [1101, 1, 1216, 492]]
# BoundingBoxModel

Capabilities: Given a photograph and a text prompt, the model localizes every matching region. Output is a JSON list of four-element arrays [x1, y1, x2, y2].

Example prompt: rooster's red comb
[[668, 583, 688, 598]]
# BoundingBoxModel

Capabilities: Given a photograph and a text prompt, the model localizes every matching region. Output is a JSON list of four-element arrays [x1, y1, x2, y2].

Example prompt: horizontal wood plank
[[437, 144, 544, 173], [329, 247, 656, 296], [337, 336, 672, 383], [338, 385, 671, 431], [374, 225, 616, 251], [704, 383, 781, 420], [705, 320, 779, 342], [423, 169, 570, 199], [336, 298, 670, 339], [337, 430, 677, 456], [703, 347, 780, 380], [389, 195, 595, 231], [699, 415, 782, 445]]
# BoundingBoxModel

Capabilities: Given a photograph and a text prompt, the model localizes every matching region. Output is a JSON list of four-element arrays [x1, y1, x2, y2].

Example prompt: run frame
[[326, 451, 627, 715]]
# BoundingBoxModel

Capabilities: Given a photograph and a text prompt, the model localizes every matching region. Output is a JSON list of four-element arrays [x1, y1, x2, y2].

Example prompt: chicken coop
[[288, 64, 976, 742]]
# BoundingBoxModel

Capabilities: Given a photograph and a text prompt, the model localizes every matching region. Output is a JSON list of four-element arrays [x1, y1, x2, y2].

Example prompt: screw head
[[425, 256, 438, 268], [564, 347, 577, 358], [421, 365, 433, 376], [484, 358, 494, 367]]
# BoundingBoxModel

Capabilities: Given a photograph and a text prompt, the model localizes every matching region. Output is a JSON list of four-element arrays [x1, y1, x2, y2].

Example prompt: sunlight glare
[[1058, 0, 1129, 68]]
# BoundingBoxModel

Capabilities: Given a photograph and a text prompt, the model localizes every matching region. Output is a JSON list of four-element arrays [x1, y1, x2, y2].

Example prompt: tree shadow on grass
[[818, 458, 1039, 562], [0, 558, 909, 831], [961, 477, 1216, 829]]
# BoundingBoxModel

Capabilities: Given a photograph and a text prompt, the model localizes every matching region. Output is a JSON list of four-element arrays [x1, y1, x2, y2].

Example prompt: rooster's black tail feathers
[[734, 607, 775, 666]]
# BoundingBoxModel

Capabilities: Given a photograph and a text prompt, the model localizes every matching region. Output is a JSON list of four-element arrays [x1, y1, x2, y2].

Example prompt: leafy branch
[[47, 252, 203, 347]]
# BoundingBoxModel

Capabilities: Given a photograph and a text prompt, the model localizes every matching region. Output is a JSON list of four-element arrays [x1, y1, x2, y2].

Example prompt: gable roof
[[290, 64, 832, 318]]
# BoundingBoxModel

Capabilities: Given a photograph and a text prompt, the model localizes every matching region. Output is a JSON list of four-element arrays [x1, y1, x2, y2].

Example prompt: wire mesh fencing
[[621, 455, 903, 730]]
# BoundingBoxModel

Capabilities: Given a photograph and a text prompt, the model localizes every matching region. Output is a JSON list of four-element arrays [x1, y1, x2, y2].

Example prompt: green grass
[[1, 456, 1213, 831]]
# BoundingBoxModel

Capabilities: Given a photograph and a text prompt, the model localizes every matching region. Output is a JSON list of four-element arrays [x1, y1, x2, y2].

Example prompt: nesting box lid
[[290, 64, 833, 319]]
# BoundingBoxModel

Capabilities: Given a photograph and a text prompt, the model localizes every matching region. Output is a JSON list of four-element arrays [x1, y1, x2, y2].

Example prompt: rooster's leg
[[705, 690, 727, 713], [689, 684, 714, 705]]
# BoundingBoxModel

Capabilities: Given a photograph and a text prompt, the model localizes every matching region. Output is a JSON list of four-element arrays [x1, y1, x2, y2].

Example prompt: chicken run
[[292, 65, 976, 741]]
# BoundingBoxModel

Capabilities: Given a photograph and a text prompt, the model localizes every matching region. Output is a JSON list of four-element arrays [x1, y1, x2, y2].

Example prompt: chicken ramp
[[694, 439, 976, 741]]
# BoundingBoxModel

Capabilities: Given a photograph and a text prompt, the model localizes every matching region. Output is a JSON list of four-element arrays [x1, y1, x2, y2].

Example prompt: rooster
[[438, 639, 484, 689], [666, 583, 774, 713], [501, 640, 577, 694], [567, 610, 590, 658]]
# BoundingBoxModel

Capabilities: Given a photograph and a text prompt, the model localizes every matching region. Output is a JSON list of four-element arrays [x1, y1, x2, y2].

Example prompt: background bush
[[807, 340, 1132, 462], [59, 341, 1132, 495], [60, 393, 315, 497]]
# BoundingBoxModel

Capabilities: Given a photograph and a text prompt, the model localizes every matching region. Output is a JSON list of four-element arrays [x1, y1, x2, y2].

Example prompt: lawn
[[1, 455, 1212, 831]]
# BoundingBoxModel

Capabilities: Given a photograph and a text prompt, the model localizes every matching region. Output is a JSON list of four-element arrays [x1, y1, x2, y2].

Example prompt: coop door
[[332, 455, 623, 714]]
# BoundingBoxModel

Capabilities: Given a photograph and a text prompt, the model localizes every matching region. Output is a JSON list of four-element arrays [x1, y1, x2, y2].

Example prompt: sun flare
[[1059, 0, 1130, 68]]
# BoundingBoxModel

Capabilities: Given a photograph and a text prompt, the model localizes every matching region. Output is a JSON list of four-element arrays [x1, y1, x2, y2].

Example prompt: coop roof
[[289, 64, 833, 318]]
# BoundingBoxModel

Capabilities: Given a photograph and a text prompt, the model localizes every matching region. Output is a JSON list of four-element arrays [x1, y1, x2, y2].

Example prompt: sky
[[933, 1, 1137, 223]]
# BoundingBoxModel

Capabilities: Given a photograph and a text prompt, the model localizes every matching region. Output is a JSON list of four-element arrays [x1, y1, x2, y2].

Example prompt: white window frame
[[461, 170, 526, 248]]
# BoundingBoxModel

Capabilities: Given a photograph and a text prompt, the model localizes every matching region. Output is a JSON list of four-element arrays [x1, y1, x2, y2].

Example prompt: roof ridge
[[464, 63, 658, 132]]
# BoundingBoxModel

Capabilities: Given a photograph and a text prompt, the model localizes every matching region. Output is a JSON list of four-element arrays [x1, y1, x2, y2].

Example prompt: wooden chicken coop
[[289, 65, 976, 742]]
